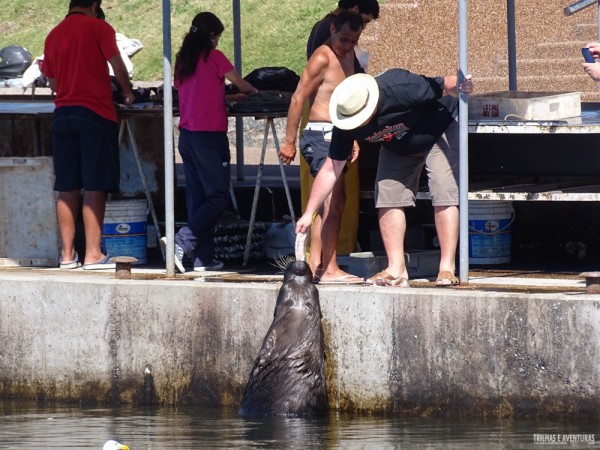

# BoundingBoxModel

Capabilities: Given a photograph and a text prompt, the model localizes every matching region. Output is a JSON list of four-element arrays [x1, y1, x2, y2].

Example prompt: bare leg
[[319, 175, 361, 282], [56, 190, 80, 262], [308, 205, 324, 280], [378, 207, 409, 280], [82, 191, 108, 265], [434, 205, 459, 275]]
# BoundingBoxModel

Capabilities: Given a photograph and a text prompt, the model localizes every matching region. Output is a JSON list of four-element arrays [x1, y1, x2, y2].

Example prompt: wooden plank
[[466, 191, 600, 201], [366, 189, 600, 201], [417, 182, 600, 201]]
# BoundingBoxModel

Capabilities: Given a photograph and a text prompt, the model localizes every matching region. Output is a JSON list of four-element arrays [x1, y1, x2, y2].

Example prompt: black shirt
[[329, 69, 459, 160]]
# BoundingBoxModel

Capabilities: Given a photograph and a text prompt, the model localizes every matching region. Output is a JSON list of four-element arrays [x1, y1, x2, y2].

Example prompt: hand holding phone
[[582, 47, 596, 63]]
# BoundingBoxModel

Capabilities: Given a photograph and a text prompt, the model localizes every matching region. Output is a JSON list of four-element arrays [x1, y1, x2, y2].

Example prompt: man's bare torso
[[308, 42, 357, 123]]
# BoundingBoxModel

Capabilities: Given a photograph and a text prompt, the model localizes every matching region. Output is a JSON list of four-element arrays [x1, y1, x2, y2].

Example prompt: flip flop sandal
[[318, 274, 365, 285], [59, 252, 81, 270], [435, 271, 460, 286], [367, 270, 410, 287], [82, 255, 116, 271]]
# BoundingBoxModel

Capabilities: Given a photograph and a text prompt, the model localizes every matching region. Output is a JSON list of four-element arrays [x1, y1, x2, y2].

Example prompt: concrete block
[[337, 252, 387, 278], [405, 250, 440, 278], [469, 91, 581, 121], [0, 157, 59, 266], [337, 250, 440, 279]]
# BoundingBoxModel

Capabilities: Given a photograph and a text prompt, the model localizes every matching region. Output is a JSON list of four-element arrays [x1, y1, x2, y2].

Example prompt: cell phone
[[582, 47, 596, 63]]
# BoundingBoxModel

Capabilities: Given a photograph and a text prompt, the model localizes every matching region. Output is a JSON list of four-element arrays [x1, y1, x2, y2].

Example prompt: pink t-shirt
[[175, 49, 234, 132]]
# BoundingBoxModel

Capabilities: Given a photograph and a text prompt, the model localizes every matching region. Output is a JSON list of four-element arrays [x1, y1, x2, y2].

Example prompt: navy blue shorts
[[300, 128, 330, 177], [300, 126, 348, 177], [52, 106, 120, 192]]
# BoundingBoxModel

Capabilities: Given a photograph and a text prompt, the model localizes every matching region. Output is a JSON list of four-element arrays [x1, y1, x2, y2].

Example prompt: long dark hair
[[175, 12, 224, 82]]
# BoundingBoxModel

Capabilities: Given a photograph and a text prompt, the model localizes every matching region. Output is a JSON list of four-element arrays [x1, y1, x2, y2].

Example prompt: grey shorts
[[374, 118, 459, 208]]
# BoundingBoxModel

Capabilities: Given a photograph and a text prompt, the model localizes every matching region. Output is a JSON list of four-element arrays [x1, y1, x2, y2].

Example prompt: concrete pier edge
[[0, 270, 598, 418]]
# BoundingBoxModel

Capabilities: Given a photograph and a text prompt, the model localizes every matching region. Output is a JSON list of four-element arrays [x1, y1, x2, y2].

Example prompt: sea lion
[[238, 260, 328, 416]]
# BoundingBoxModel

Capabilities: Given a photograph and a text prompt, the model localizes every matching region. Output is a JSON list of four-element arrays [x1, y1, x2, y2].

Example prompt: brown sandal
[[435, 271, 459, 286], [367, 270, 410, 287]]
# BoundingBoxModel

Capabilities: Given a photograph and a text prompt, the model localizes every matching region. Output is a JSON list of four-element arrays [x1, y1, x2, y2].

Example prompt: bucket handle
[[468, 206, 515, 236]]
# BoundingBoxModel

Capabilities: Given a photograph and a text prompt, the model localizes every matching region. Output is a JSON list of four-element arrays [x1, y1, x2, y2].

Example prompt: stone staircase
[[361, 0, 600, 102], [476, 39, 600, 101]]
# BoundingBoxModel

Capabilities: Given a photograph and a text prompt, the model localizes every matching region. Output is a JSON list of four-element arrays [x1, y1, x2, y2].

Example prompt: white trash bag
[[109, 33, 144, 79]]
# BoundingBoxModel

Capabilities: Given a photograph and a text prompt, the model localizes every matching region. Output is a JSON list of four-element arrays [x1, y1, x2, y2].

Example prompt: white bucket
[[468, 201, 514, 265], [102, 199, 148, 264]]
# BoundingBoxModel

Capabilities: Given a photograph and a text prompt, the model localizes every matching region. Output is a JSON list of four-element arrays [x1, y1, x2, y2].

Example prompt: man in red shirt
[[43, 0, 134, 270]]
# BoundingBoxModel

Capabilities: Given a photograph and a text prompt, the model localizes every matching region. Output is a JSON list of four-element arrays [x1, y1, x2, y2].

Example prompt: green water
[[0, 401, 597, 449]]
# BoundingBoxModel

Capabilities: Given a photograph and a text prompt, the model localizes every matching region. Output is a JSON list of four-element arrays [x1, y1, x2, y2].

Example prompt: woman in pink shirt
[[166, 11, 257, 273]]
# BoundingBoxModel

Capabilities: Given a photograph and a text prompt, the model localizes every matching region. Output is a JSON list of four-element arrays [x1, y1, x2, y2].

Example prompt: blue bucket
[[102, 199, 148, 264], [468, 201, 514, 265]]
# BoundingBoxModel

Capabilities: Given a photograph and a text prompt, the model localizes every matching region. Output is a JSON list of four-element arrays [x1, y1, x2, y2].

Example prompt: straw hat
[[329, 73, 379, 130]]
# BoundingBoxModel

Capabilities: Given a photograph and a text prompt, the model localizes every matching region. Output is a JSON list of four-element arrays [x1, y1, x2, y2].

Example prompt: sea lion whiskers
[[270, 254, 296, 272]]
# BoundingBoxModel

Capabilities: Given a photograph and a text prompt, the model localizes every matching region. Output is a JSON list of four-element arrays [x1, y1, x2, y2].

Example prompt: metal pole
[[458, 0, 470, 283], [163, 0, 175, 276], [123, 118, 164, 260], [243, 120, 270, 266], [563, 0, 599, 16], [233, 0, 245, 181], [507, 0, 517, 91], [270, 118, 296, 222]]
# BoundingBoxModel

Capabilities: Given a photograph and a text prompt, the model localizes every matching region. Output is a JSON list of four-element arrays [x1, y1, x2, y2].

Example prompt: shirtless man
[[279, 10, 364, 284]]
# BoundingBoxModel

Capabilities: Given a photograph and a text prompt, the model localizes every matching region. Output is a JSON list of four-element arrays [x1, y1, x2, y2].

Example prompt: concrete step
[[534, 40, 597, 59], [571, 22, 600, 40], [379, 1, 419, 10], [475, 74, 596, 85], [495, 58, 593, 77], [474, 75, 600, 101]]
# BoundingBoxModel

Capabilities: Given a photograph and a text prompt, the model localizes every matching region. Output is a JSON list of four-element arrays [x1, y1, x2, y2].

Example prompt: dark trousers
[[176, 129, 230, 267]]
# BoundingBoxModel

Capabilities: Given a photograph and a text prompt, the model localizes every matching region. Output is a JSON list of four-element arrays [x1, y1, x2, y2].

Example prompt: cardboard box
[[468, 91, 581, 121]]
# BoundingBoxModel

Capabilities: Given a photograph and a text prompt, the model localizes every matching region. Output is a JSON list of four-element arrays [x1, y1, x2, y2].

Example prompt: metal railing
[[564, 0, 598, 16], [564, 0, 600, 40]]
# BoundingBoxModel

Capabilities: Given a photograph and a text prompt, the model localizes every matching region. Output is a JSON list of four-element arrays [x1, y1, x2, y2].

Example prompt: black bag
[[0, 45, 32, 79], [243, 66, 300, 92]]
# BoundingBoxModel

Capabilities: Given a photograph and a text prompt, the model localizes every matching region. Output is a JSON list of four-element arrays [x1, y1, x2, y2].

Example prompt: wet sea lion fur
[[238, 260, 328, 416]]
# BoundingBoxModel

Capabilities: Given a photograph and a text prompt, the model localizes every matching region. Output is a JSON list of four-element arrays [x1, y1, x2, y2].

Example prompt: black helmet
[[0, 45, 32, 79]]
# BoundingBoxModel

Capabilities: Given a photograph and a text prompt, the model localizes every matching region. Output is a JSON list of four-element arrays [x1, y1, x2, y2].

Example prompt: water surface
[[0, 401, 597, 449]]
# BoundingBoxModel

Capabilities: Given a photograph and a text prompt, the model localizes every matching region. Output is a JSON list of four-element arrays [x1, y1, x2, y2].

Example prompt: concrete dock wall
[[0, 272, 599, 418]]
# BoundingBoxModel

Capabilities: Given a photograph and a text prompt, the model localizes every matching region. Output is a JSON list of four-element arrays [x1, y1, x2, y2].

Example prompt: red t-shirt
[[43, 14, 120, 122]]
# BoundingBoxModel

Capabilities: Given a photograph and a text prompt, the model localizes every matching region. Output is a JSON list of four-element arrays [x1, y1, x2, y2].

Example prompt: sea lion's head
[[274, 260, 321, 321]]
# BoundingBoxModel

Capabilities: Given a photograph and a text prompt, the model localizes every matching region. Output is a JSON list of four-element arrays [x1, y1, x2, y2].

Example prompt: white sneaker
[[160, 237, 186, 273]]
